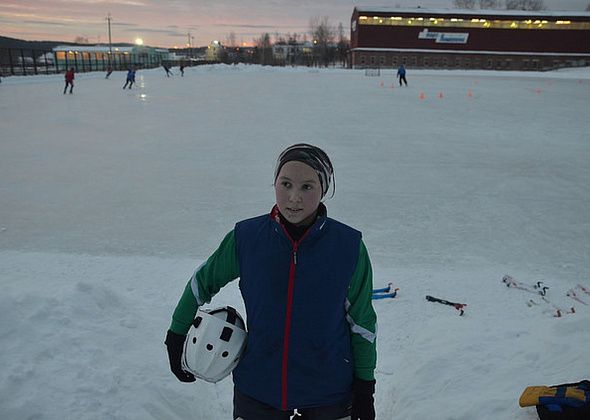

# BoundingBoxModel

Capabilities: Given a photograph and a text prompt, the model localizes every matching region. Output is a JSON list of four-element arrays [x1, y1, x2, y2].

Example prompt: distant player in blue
[[123, 67, 136, 89], [397, 64, 408, 86]]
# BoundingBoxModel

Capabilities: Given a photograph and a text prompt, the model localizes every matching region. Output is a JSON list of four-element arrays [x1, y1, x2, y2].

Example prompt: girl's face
[[275, 161, 322, 226]]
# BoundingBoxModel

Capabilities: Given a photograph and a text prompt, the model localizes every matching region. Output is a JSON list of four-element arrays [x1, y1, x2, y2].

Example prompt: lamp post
[[106, 13, 113, 68]]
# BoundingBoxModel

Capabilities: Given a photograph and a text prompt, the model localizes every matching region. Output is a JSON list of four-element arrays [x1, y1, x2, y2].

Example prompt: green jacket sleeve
[[346, 239, 377, 381], [169, 230, 240, 335]]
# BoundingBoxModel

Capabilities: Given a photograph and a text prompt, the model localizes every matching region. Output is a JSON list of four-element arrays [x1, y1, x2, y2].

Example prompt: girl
[[165, 143, 377, 420]]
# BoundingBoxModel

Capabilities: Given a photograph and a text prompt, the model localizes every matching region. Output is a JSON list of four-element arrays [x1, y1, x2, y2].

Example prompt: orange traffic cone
[[438, 92, 444, 99], [419, 91, 426, 100], [467, 89, 473, 98]]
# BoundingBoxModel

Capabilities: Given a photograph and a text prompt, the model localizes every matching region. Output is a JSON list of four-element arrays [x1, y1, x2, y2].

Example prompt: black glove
[[351, 378, 376, 420], [164, 330, 196, 382]]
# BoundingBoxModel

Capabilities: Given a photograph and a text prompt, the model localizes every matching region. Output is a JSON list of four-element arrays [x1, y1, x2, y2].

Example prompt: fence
[[0, 47, 168, 77]]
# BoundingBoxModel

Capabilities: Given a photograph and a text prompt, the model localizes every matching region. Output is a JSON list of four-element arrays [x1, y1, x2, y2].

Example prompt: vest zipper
[[281, 241, 299, 410], [275, 219, 312, 410]]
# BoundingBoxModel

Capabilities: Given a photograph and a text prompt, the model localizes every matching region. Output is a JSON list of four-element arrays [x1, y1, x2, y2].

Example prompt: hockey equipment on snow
[[165, 330, 196, 383], [502, 275, 575, 318], [566, 288, 588, 306], [372, 283, 399, 300], [519, 380, 590, 419], [425, 295, 467, 316], [352, 378, 376, 420], [182, 306, 247, 383], [502, 275, 548, 296]]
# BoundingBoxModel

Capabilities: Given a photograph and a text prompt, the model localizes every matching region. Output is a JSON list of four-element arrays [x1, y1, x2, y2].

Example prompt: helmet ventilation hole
[[222, 351, 229, 358], [206, 344, 213, 351]]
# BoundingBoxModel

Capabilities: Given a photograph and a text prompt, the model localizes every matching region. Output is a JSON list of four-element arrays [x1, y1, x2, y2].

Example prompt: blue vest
[[233, 212, 361, 410]]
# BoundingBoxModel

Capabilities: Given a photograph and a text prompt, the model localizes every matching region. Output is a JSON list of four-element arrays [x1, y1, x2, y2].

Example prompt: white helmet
[[182, 306, 247, 383]]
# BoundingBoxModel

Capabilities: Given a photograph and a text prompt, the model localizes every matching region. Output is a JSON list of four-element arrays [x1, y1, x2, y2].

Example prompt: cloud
[[120, 26, 185, 37], [22, 20, 68, 26], [112, 22, 138, 27]]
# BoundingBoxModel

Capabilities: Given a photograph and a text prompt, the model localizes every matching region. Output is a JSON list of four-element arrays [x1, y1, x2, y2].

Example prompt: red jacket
[[65, 70, 75, 82]]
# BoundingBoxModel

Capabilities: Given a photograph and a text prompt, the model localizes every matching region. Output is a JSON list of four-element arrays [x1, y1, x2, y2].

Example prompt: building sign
[[418, 29, 469, 44]]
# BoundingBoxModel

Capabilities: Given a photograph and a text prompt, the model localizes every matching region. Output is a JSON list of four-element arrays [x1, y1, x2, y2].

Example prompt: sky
[[1, 0, 589, 48]]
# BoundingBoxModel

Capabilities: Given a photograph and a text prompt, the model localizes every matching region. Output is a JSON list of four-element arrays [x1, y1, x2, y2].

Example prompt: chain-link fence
[[0, 47, 168, 78]]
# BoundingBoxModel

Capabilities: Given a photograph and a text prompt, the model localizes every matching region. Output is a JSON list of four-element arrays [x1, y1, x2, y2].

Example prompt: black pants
[[398, 75, 407, 86], [63, 81, 73, 94], [233, 388, 351, 420], [123, 79, 134, 89]]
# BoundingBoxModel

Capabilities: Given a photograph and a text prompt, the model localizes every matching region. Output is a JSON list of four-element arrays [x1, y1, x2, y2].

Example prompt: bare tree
[[453, 0, 476, 8], [479, 0, 501, 8], [74, 36, 89, 44], [505, 0, 546, 10], [225, 31, 237, 48], [336, 22, 349, 67], [255, 33, 273, 65], [310, 16, 335, 67]]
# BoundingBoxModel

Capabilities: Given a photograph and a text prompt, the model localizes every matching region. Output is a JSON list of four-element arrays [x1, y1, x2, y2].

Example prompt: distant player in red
[[64, 68, 75, 94]]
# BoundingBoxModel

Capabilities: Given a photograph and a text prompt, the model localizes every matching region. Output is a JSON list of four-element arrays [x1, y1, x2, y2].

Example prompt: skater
[[397, 64, 408, 86], [165, 143, 378, 420], [63, 67, 75, 94], [163, 64, 173, 77], [105, 65, 113, 79], [179, 64, 185, 77], [123, 66, 136, 89]]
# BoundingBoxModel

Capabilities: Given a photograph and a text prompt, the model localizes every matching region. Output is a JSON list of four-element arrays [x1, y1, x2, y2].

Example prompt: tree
[[505, 0, 546, 10], [254, 33, 273, 65], [225, 31, 237, 48], [453, 0, 476, 8], [309, 16, 335, 67], [336, 22, 349, 67], [74, 36, 89, 44]]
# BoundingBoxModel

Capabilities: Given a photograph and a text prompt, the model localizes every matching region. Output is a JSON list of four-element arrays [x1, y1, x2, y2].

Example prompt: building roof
[[353, 7, 590, 19], [53, 45, 133, 53]]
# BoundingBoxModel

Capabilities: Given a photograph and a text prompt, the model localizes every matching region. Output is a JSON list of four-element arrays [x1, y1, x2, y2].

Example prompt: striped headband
[[274, 143, 335, 198]]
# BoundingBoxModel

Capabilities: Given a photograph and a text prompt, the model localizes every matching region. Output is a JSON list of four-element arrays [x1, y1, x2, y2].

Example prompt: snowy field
[[1, 64, 589, 419]]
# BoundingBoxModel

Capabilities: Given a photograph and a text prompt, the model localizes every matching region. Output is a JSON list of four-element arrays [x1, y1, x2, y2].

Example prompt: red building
[[350, 7, 590, 70]]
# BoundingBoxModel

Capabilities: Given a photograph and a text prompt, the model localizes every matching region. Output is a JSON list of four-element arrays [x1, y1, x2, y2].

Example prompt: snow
[[1, 64, 589, 419]]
